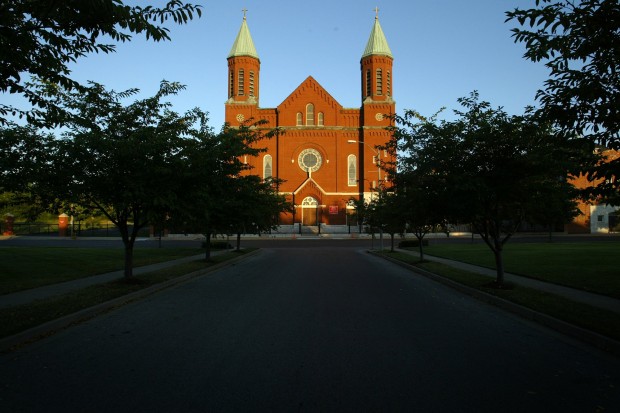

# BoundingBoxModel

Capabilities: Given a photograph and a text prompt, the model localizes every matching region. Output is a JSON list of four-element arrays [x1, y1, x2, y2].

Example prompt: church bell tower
[[225, 10, 260, 124]]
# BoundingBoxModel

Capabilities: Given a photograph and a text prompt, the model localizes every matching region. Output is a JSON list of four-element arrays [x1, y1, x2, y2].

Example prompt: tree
[[178, 120, 289, 259], [221, 174, 291, 251], [0, 124, 55, 191], [365, 187, 406, 252], [393, 93, 582, 286], [0, 0, 202, 122], [0, 124, 60, 221], [397, 173, 445, 261], [347, 197, 369, 234], [506, 0, 619, 205], [386, 110, 459, 261], [44, 80, 205, 279]]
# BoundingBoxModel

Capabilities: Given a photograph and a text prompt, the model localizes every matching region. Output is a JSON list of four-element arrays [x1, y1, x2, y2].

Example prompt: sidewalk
[[0, 251, 223, 309], [392, 248, 620, 314]]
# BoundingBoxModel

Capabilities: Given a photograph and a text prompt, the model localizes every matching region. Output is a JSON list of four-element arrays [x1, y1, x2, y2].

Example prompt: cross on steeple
[[242, 8, 248, 20], [374, 6, 379, 19]]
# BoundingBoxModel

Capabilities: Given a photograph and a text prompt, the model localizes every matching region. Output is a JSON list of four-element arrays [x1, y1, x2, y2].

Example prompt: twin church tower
[[225, 11, 395, 230]]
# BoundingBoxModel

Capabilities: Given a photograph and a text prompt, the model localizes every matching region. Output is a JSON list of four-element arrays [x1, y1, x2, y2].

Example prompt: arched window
[[263, 154, 272, 179], [366, 69, 371, 97], [302, 196, 318, 206], [306, 103, 315, 126], [376, 69, 383, 95], [238, 69, 245, 96], [348, 154, 357, 186], [296, 112, 303, 126], [317, 112, 324, 126]]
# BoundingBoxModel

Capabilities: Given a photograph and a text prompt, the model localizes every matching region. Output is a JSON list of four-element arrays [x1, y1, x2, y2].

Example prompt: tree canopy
[[3, 82, 291, 275], [506, 0, 619, 204], [177, 119, 289, 258], [0, 0, 202, 122], [391, 93, 582, 285], [45, 80, 205, 277]]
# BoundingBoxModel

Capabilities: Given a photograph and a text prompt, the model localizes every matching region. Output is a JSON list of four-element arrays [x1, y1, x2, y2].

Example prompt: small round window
[[298, 148, 323, 173]]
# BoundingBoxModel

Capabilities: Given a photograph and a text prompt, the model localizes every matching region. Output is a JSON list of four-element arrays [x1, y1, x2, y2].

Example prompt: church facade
[[225, 12, 395, 232]]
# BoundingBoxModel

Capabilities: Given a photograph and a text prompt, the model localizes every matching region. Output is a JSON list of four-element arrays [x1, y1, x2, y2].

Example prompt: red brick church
[[225, 11, 395, 232]]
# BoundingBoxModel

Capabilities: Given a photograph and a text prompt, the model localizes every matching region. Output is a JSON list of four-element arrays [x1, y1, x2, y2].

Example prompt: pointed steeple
[[228, 11, 259, 59], [362, 12, 392, 58], [360, 9, 395, 105]]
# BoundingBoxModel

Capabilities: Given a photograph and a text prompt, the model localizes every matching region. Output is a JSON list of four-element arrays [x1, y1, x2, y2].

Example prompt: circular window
[[298, 148, 323, 173]]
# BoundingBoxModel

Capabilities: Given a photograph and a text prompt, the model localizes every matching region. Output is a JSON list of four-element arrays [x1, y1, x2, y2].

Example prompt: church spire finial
[[374, 6, 379, 20], [242, 8, 248, 20]]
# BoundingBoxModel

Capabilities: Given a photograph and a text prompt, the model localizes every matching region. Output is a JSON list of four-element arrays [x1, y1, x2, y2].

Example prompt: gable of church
[[278, 76, 342, 113]]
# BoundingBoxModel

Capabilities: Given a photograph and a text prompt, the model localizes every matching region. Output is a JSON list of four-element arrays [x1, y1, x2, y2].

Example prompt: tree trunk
[[390, 233, 395, 252], [548, 222, 553, 243], [118, 221, 135, 280], [494, 245, 505, 286], [417, 234, 425, 262], [205, 232, 212, 261], [124, 243, 134, 280], [236, 232, 241, 251]]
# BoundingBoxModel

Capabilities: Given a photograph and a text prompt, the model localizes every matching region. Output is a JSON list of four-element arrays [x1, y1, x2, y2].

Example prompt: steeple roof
[[362, 15, 392, 59], [228, 14, 259, 59]]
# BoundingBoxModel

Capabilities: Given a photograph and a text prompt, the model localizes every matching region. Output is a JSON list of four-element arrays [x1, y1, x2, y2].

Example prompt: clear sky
[[7, 0, 550, 128]]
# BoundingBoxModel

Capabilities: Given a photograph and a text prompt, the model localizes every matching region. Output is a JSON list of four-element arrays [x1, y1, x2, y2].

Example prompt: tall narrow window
[[263, 154, 272, 179], [306, 103, 315, 126], [387, 71, 391, 97], [365, 69, 371, 97], [317, 112, 324, 126], [296, 112, 303, 126], [238, 69, 245, 96], [249, 71, 255, 96], [229, 70, 234, 98], [376, 69, 383, 95], [348, 155, 357, 186]]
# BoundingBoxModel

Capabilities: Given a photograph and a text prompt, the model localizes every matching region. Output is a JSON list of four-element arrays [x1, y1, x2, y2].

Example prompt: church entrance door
[[301, 196, 318, 226]]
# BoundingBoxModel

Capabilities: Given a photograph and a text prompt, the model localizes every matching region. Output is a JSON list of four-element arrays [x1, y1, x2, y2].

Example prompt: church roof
[[228, 15, 259, 59], [361, 16, 392, 59]]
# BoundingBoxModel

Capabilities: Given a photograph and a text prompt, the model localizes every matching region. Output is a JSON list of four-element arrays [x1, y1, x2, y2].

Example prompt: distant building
[[224, 12, 395, 232], [566, 149, 619, 234]]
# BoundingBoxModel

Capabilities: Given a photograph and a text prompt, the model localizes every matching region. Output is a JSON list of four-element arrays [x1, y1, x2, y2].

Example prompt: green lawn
[[0, 247, 203, 294], [420, 242, 620, 299], [379, 251, 620, 342], [0, 250, 253, 339]]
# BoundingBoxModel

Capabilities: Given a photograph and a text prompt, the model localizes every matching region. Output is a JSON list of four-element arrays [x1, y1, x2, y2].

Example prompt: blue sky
[[6, 0, 549, 128]]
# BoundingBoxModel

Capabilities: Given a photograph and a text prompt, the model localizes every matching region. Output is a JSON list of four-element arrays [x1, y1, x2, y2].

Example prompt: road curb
[[371, 250, 620, 357], [0, 249, 261, 353]]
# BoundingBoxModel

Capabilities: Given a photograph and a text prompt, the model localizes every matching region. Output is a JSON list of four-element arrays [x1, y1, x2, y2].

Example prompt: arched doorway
[[301, 196, 318, 226]]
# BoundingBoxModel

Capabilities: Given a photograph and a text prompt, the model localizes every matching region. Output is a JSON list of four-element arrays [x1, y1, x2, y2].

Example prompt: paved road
[[1, 245, 619, 412]]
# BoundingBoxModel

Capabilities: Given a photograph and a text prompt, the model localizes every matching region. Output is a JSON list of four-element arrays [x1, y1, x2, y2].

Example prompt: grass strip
[[417, 242, 620, 299], [0, 250, 252, 339], [380, 251, 620, 342], [0, 247, 204, 294]]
